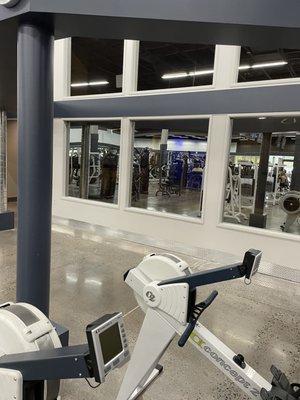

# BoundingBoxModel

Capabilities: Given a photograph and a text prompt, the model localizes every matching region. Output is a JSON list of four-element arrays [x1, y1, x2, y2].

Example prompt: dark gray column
[[249, 132, 272, 228], [159, 129, 168, 184], [16, 18, 54, 316], [79, 124, 90, 199], [291, 133, 300, 191]]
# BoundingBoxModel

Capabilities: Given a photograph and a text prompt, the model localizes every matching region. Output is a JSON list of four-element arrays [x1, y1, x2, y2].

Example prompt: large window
[[223, 117, 300, 236], [71, 38, 124, 96], [238, 47, 300, 83], [137, 41, 215, 91], [131, 119, 209, 218], [67, 121, 121, 204]]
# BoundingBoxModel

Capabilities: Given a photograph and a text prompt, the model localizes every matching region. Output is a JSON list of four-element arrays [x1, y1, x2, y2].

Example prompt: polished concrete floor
[[132, 181, 202, 218], [0, 225, 299, 399]]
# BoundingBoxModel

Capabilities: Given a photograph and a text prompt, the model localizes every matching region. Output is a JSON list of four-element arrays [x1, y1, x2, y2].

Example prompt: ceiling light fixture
[[162, 72, 188, 80], [189, 69, 214, 77], [162, 69, 214, 80], [162, 60, 288, 80], [89, 80, 110, 86], [238, 65, 251, 71], [258, 117, 267, 120], [239, 61, 288, 71], [252, 61, 287, 69], [71, 80, 109, 88]]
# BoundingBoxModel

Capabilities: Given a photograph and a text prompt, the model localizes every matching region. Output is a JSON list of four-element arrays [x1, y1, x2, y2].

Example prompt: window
[[223, 116, 300, 236], [238, 47, 300, 83], [71, 38, 124, 96], [67, 121, 121, 204], [130, 118, 209, 218], [137, 41, 215, 91]]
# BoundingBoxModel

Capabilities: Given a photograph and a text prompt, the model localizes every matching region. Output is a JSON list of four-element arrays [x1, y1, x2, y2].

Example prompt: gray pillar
[[79, 124, 90, 199], [291, 133, 300, 191], [16, 19, 54, 316], [159, 129, 168, 183], [249, 132, 272, 229]]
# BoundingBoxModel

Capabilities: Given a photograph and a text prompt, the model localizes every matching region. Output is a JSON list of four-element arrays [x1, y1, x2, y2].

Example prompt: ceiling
[[137, 42, 214, 91]]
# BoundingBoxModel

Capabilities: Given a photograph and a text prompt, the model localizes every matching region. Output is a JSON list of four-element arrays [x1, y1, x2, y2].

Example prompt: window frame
[[65, 38, 218, 101], [132, 40, 217, 95], [64, 117, 123, 209], [232, 46, 300, 88], [124, 114, 213, 224], [218, 112, 300, 242]]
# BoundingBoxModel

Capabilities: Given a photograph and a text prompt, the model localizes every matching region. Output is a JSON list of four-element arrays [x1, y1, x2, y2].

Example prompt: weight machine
[[280, 191, 300, 232]]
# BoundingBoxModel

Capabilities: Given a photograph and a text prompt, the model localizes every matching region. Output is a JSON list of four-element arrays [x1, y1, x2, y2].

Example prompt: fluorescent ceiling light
[[188, 69, 214, 76], [258, 117, 267, 120], [71, 82, 89, 87], [162, 60, 288, 80], [162, 69, 214, 80], [89, 80, 109, 86], [252, 61, 287, 69], [71, 80, 109, 87], [162, 72, 188, 79], [239, 61, 287, 71], [239, 65, 251, 71]]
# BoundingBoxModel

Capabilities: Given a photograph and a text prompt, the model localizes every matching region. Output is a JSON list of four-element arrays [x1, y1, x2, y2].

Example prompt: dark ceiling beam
[[54, 83, 300, 123], [25, 0, 300, 30]]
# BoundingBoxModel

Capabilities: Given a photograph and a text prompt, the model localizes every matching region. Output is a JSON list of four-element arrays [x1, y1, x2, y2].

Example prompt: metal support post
[[16, 17, 54, 316], [249, 132, 272, 228]]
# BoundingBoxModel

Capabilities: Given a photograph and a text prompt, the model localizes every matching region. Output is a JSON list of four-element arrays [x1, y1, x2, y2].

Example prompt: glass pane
[[238, 47, 300, 83], [71, 38, 124, 96], [138, 41, 215, 91], [131, 119, 209, 218], [223, 117, 300, 236], [68, 121, 121, 204]]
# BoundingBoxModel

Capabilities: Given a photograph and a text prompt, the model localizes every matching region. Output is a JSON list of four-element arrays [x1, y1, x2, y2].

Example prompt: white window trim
[[60, 195, 121, 210], [233, 76, 300, 89], [218, 221, 300, 243], [124, 206, 205, 225]]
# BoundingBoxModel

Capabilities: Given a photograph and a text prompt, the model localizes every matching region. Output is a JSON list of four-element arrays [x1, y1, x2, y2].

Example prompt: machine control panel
[[86, 313, 130, 383], [243, 249, 262, 283]]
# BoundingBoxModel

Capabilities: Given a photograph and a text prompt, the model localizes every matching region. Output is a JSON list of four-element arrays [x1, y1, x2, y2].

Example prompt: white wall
[[52, 41, 300, 271]]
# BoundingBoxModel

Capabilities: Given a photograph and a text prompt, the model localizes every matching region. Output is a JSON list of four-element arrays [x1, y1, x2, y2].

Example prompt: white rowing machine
[[117, 250, 299, 400]]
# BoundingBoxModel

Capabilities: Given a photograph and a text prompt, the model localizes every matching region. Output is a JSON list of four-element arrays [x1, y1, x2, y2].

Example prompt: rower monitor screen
[[99, 323, 123, 365], [244, 249, 262, 280]]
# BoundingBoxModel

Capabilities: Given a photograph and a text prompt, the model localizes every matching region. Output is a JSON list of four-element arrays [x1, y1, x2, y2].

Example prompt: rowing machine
[[117, 250, 299, 400]]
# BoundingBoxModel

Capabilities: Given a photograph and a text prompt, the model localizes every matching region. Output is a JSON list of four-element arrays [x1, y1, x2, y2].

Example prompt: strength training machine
[[116, 249, 299, 400]]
